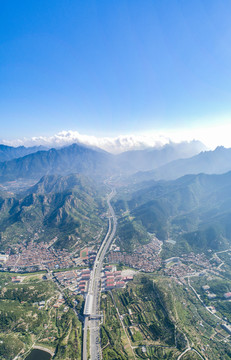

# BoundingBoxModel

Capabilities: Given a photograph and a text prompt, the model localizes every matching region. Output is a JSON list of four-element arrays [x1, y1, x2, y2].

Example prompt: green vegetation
[[101, 276, 181, 359], [54, 310, 82, 360], [100, 294, 131, 360], [112, 277, 177, 349], [135, 346, 177, 359], [115, 172, 231, 253], [0, 143, 116, 182], [0, 334, 24, 360], [101, 274, 231, 359], [0, 272, 82, 360], [117, 216, 150, 252], [180, 351, 202, 359], [190, 273, 231, 323], [0, 174, 107, 250]]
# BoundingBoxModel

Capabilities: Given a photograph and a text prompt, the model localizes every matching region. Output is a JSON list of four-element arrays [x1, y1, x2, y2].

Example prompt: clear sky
[[1, 0, 231, 144]]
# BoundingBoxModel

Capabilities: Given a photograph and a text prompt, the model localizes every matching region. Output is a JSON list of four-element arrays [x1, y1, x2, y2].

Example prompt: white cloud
[[1, 130, 171, 153], [156, 122, 231, 150], [1, 123, 231, 153]]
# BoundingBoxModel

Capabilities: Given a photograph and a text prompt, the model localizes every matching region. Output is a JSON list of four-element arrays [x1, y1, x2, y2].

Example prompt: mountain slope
[[115, 171, 231, 252], [117, 140, 205, 172], [0, 143, 117, 182], [132, 146, 231, 183], [0, 174, 107, 250], [0, 141, 207, 183], [0, 144, 47, 162]]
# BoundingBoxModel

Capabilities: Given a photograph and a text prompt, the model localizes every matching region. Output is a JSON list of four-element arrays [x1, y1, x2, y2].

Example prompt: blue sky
[[1, 0, 231, 144]]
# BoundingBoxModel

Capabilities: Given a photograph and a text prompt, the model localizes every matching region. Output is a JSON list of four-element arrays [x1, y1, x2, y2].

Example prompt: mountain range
[[114, 171, 231, 253], [0, 144, 48, 162], [0, 174, 106, 250], [1, 142, 231, 186], [0, 140, 207, 183], [1, 140, 231, 254], [117, 140, 205, 172], [131, 146, 231, 183], [0, 144, 115, 182]]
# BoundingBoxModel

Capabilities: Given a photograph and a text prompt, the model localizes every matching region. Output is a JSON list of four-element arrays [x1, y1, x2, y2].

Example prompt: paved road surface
[[82, 189, 117, 360]]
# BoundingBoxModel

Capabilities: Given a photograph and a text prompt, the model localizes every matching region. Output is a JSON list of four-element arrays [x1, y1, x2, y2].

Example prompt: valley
[[2, 2, 231, 359], [0, 143, 231, 359]]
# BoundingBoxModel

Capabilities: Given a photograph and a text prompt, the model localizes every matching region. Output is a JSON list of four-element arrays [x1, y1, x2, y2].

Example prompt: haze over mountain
[[132, 146, 231, 183], [0, 130, 207, 154], [114, 170, 231, 253], [0, 140, 205, 183], [0, 144, 117, 182], [2, 2, 231, 359], [0, 144, 48, 162], [117, 140, 205, 172], [1, 138, 231, 256]]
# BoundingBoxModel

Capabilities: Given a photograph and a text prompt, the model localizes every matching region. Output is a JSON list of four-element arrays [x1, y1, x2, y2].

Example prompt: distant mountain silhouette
[[117, 140, 205, 172], [0, 144, 48, 162], [132, 146, 231, 182], [0, 143, 117, 182], [0, 141, 206, 182], [115, 170, 231, 252]]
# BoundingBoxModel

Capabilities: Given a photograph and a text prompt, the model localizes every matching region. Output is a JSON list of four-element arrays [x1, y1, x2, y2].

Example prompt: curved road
[[82, 189, 117, 360]]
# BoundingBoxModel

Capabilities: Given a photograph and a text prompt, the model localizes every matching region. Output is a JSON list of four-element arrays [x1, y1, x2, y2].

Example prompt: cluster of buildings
[[0, 254, 9, 263], [53, 294, 65, 309], [3, 242, 75, 272], [202, 285, 217, 299], [181, 252, 212, 269], [102, 265, 133, 291], [164, 258, 196, 277], [33, 300, 46, 310], [201, 286, 231, 301], [54, 268, 91, 295], [11, 276, 23, 283], [54, 265, 135, 294], [224, 292, 231, 299], [164, 252, 214, 278], [222, 323, 231, 335], [80, 247, 97, 266], [108, 238, 162, 272]]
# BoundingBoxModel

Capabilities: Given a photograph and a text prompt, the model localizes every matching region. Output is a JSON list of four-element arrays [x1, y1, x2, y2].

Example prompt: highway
[[82, 189, 117, 360]]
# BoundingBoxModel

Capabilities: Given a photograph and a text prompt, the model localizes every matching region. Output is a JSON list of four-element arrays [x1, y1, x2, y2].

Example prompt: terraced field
[[101, 274, 231, 359], [0, 272, 82, 360]]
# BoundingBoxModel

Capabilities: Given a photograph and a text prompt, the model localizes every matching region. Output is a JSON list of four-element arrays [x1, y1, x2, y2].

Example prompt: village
[[107, 237, 163, 272], [2, 241, 76, 272], [0, 238, 226, 284], [163, 252, 213, 278]]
